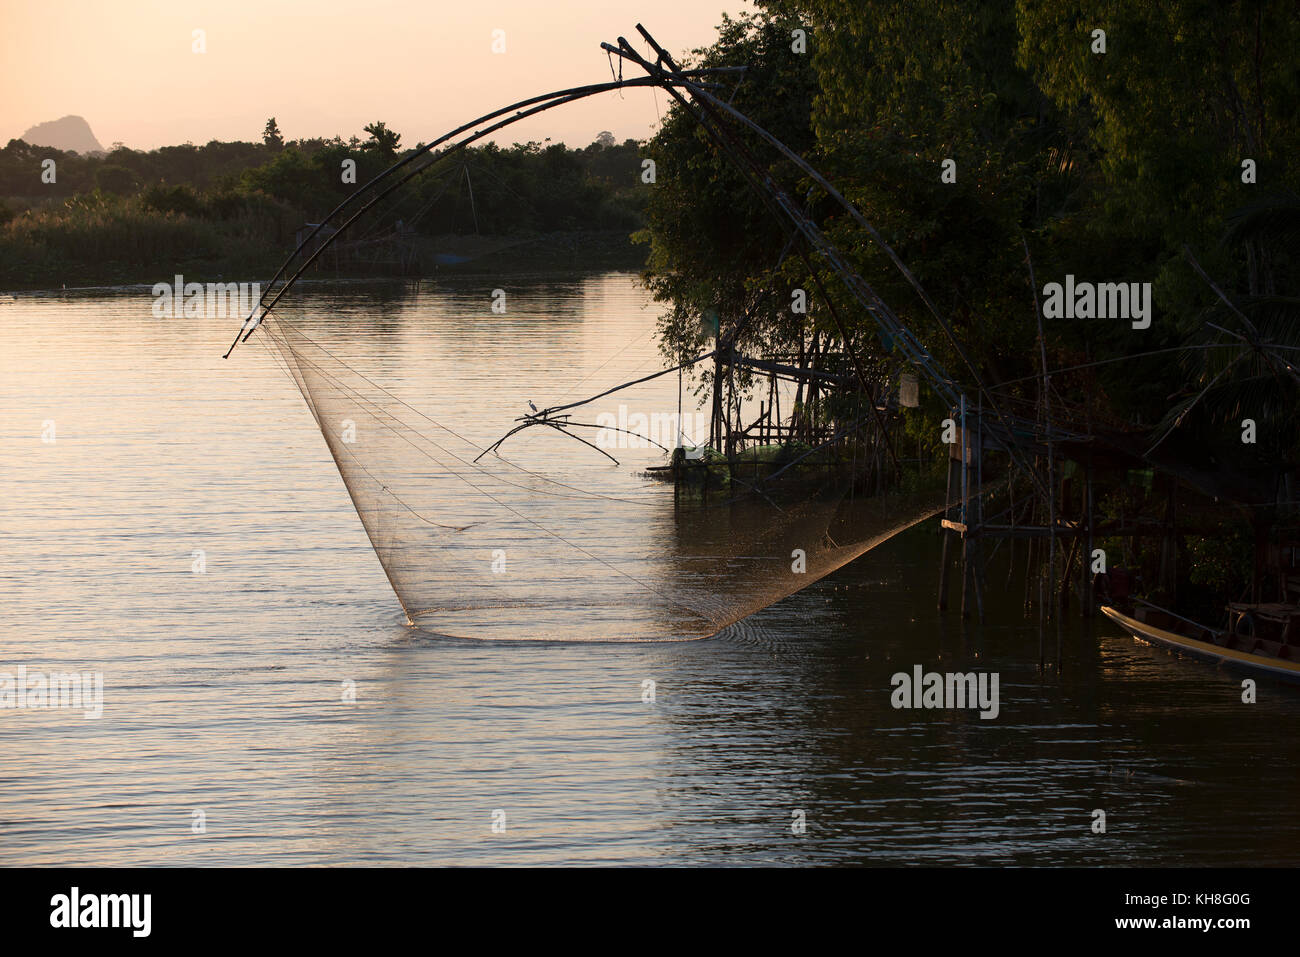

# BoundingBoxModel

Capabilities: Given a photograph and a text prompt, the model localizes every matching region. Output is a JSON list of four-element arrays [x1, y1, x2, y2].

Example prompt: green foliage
[[640, 10, 819, 384], [363, 121, 402, 159], [140, 182, 204, 217], [94, 164, 138, 196], [0, 127, 655, 286], [639, 1, 1298, 462], [801, 1, 1053, 387], [1186, 521, 1253, 593], [389, 139, 643, 236], [238, 147, 324, 212], [0, 193, 222, 272]]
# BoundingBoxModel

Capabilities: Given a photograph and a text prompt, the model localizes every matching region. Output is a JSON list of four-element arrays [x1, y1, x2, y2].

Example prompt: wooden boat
[[1101, 600, 1300, 683]]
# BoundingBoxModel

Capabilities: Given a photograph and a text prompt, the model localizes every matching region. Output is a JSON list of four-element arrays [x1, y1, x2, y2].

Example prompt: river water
[[2, 272, 1297, 866]]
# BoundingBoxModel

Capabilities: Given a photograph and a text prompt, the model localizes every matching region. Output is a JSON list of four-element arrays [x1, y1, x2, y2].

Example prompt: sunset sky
[[0, 0, 752, 151]]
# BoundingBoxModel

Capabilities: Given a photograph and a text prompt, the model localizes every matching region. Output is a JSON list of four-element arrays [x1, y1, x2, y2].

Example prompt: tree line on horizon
[[0, 120, 648, 286]]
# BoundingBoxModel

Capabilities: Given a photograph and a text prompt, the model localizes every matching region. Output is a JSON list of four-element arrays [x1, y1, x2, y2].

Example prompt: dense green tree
[[94, 164, 137, 195], [751, 0, 1077, 399], [1017, 0, 1300, 302], [639, 11, 819, 374], [362, 121, 402, 159], [638, 1, 1299, 434]]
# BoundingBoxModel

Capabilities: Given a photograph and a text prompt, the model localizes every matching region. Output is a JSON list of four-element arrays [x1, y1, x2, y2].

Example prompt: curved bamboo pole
[[224, 72, 727, 358]]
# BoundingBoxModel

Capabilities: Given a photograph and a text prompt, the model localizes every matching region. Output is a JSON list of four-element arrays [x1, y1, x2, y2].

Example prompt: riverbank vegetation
[[0, 127, 649, 287], [637, 2, 1299, 614]]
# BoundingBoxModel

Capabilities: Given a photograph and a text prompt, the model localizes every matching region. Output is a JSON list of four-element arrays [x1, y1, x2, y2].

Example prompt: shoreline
[[0, 228, 647, 292]]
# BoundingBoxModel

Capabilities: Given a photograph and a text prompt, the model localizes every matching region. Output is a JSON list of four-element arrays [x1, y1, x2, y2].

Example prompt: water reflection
[[0, 276, 1297, 865]]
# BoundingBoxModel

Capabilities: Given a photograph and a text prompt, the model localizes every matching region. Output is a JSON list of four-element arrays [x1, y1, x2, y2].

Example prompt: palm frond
[[1222, 189, 1300, 248]]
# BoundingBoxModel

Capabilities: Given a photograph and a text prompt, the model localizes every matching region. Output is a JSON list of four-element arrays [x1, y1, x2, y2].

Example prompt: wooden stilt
[[938, 453, 959, 611], [1081, 465, 1094, 618], [961, 532, 972, 620]]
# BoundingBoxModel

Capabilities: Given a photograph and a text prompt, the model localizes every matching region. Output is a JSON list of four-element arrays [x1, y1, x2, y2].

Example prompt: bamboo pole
[[974, 408, 986, 624], [938, 442, 957, 612], [1082, 466, 1094, 618]]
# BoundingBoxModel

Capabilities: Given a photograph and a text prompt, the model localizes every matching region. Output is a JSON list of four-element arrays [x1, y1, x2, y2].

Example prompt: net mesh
[[258, 314, 946, 641]]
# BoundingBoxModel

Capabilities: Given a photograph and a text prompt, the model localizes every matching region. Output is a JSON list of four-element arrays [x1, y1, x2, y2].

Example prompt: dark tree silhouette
[[262, 117, 285, 151], [362, 122, 401, 159]]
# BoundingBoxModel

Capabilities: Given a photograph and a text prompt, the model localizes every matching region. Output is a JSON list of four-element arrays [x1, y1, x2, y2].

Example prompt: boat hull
[[1100, 605, 1300, 684]]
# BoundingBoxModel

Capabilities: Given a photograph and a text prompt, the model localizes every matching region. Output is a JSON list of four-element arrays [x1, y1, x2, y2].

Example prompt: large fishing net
[[233, 49, 955, 641], [257, 312, 945, 641]]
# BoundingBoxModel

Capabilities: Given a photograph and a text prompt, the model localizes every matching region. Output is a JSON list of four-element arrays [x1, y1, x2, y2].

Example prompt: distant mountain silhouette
[[19, 115, 105, 154]]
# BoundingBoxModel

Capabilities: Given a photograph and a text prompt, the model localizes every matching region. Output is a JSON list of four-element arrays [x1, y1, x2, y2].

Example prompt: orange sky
[[0, 0, 752, 151]]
